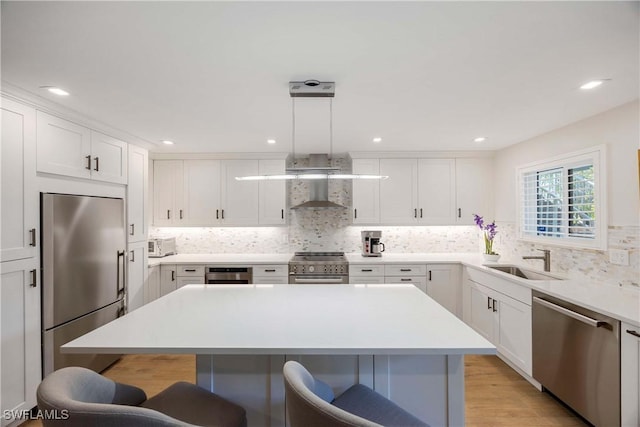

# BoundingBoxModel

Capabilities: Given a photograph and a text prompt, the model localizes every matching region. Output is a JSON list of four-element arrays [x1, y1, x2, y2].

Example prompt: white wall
[[494, 100, 639, 226]]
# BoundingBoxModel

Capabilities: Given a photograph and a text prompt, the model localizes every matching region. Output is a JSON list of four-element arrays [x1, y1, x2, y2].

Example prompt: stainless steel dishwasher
[[532, 290, 620, 427]]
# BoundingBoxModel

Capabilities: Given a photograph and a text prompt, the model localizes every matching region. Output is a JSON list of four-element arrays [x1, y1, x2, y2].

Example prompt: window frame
[[516, 145, 607, 250]]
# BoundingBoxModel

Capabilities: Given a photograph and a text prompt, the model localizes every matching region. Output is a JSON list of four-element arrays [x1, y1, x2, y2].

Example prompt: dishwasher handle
[[533, 296, 607, 328]]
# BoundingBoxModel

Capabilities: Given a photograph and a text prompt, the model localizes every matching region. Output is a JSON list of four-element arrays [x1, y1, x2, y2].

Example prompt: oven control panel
[[289, 264, 348, 275]]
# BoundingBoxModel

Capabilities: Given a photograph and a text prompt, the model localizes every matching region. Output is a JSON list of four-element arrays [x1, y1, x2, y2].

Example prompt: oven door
[[289, 274, 349, 285]]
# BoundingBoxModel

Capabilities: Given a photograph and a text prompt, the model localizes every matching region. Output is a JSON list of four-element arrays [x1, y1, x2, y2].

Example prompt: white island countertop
[[63, 284, 495, 356]]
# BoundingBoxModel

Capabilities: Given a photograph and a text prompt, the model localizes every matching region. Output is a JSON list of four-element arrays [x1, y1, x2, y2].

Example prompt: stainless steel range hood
[[289, 154, 347, 209]]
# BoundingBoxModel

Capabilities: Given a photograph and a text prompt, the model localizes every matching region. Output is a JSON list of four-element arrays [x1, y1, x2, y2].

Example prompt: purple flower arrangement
[[473, 214, 498, 255]]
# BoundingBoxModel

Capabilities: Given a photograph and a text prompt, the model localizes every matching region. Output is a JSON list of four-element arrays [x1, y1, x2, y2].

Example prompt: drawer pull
[[265, 269, 276, 272], [184, 269, 196, 272], [400, 278, 412, 282], [626, 330, 640, 339], [361, 269, 373, 272], [400, 269, 412, 272]]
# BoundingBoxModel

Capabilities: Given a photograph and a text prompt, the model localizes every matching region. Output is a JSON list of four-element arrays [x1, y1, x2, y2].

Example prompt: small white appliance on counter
[[361, 230, 385, 257], [148, 237, 176, 258]]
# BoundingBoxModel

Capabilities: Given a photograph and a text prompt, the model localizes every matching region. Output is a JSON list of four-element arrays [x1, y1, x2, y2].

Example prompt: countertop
[[63, 284, 495, 356], [147, 252, 640, 327]]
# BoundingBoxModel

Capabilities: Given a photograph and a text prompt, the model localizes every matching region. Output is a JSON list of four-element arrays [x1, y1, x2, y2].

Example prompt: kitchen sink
[[486, 265, 564, 281]]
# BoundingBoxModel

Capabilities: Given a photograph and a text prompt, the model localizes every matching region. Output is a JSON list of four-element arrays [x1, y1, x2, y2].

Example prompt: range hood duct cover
[[290, 154, 347, 209]]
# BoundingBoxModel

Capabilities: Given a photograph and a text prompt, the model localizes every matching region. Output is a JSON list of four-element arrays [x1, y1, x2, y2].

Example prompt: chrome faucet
[[523, 249, 551, 272]]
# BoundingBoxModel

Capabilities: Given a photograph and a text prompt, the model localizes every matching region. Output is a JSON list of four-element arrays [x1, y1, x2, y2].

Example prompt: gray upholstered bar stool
[[283, 360, 428, 427], [36, 366, 247, 427]]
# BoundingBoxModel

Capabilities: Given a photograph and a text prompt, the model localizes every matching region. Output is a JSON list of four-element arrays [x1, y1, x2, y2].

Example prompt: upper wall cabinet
[[352, 158, 380, 224], [153, 159, 276, 227], [36, 111, 127, 184], [127, 145, 149, 242], [455, 158, 493, 224], [355, 155, 493, 226], [1, 97, 38, 262]]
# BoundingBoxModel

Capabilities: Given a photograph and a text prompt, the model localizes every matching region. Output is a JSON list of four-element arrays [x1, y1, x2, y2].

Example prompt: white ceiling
[[2, 1, 638, 155]]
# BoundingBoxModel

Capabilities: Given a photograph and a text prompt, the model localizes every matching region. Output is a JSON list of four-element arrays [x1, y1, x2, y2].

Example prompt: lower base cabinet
[[160, 264, 177, 297], [426, 264, 461, 318], [252, 264, 288, 285], [622, 322, 640, 426], [145, 265, 160, 304], [465, 270, 532, 376], [1, 258, 41, 426]]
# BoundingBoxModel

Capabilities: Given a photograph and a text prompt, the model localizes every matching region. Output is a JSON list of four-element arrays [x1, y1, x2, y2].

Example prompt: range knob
[[309, 265, 315, 273]]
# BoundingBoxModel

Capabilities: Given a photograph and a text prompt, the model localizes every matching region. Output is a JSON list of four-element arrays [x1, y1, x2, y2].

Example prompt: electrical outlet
[[609, 249, 629, 266]]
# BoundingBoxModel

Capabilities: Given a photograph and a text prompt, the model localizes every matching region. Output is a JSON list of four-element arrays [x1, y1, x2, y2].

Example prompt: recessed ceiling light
[[267, 139, 276, 144], [41, 86, 69, 96], [473, 137, 486, 143], [161, 140, 174, 145], [580, 80, 607, 90], [373, 137, 382, 143]]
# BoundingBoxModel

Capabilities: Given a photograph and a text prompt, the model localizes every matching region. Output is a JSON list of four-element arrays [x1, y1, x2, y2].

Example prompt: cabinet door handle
[[492, 299, 497, 312], [29, 228, 37, 247], [94, 156, 100, 172], [130, 250, 135, 262], [414, 208, 417, 218], [281, 209, 284, 219], [361, 269, 373, 272], [458, 208, 462, 218], [487, 296, 492, 310], [30, 269, 37, 287], [216, 209, 219, 220], [129, 224, 135, 236], [400, 268, 412, 272], [428, 270, 432, 281], [171, 271, 176, 281], [179, 209, 183, 219], [167, 210, 171, 219], [354, 208, 357, 219], [85, 155, 92, 170], [221, 209, 225, 219], [265, 269, 276, 272], [420, 208, 423, 218], [627, 330, 640, 339]]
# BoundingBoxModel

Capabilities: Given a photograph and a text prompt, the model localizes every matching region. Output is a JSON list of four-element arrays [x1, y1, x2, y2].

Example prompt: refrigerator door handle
[[117, 250, 126, 297]]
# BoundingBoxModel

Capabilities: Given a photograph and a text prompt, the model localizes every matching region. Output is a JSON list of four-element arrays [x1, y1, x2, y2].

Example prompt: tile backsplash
[[150, 156, 639, 288]]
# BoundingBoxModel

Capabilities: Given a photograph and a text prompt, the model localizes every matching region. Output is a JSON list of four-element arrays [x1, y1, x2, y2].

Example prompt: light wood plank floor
[[25, 354, 587, 426]]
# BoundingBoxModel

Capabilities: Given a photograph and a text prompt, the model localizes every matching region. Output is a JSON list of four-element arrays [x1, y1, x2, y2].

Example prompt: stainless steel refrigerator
[[41, 193, 126, 376]]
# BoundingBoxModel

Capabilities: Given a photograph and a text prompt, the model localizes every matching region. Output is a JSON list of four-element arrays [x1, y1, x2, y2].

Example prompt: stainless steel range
[[288, 252, 349, 284]]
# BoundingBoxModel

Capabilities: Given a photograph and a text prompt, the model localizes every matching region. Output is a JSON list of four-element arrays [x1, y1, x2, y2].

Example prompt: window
[[517, 146, 606, 250]]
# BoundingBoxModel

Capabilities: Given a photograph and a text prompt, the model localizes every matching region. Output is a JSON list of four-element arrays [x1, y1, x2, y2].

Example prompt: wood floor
[[26, 354, 587, 426]]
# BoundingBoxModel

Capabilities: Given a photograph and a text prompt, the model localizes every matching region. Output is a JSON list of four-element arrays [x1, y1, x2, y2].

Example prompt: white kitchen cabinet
[[455, 158, 493, 224], [622, 322, 640, 427], [259, 159, 287, 225], [160, 264, 177, 297], [127, 241, 147, 312], [379, 159, 417, 224], [0, 258, 41, 426], [177, 265, 205, 289], [466, 276, 532, 375], [183, 160, 221, 225], [352, 158, 380, 224], [221, 160, 260, 225], [127, 144, 148, 243], [145, 265, 160, 304], [153, 160, 185, 226], [426, 264, 461, 317], [36, 111, 127, 184], [384, 264, 427, 293], [253, 264, 288, 284], [1, 97, 38, 262], [349, 264, 384, 284], [417, 159, 456, 224]]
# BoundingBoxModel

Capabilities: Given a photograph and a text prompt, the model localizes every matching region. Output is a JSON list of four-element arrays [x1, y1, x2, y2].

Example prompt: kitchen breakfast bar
[[63, 284, 495, 427]]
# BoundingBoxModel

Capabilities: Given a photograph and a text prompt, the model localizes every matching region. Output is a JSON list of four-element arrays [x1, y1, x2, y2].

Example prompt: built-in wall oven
[[288, 252, 349, 284], [205, 267, 252, 284], [532, 290, 620, 427]]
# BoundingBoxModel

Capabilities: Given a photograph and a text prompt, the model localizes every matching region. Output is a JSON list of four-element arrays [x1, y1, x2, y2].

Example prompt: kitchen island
[[63, 284, 495, 426]]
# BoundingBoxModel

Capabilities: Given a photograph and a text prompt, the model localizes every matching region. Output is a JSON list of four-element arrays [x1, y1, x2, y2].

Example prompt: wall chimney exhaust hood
[[290, 153, 346, 209]]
